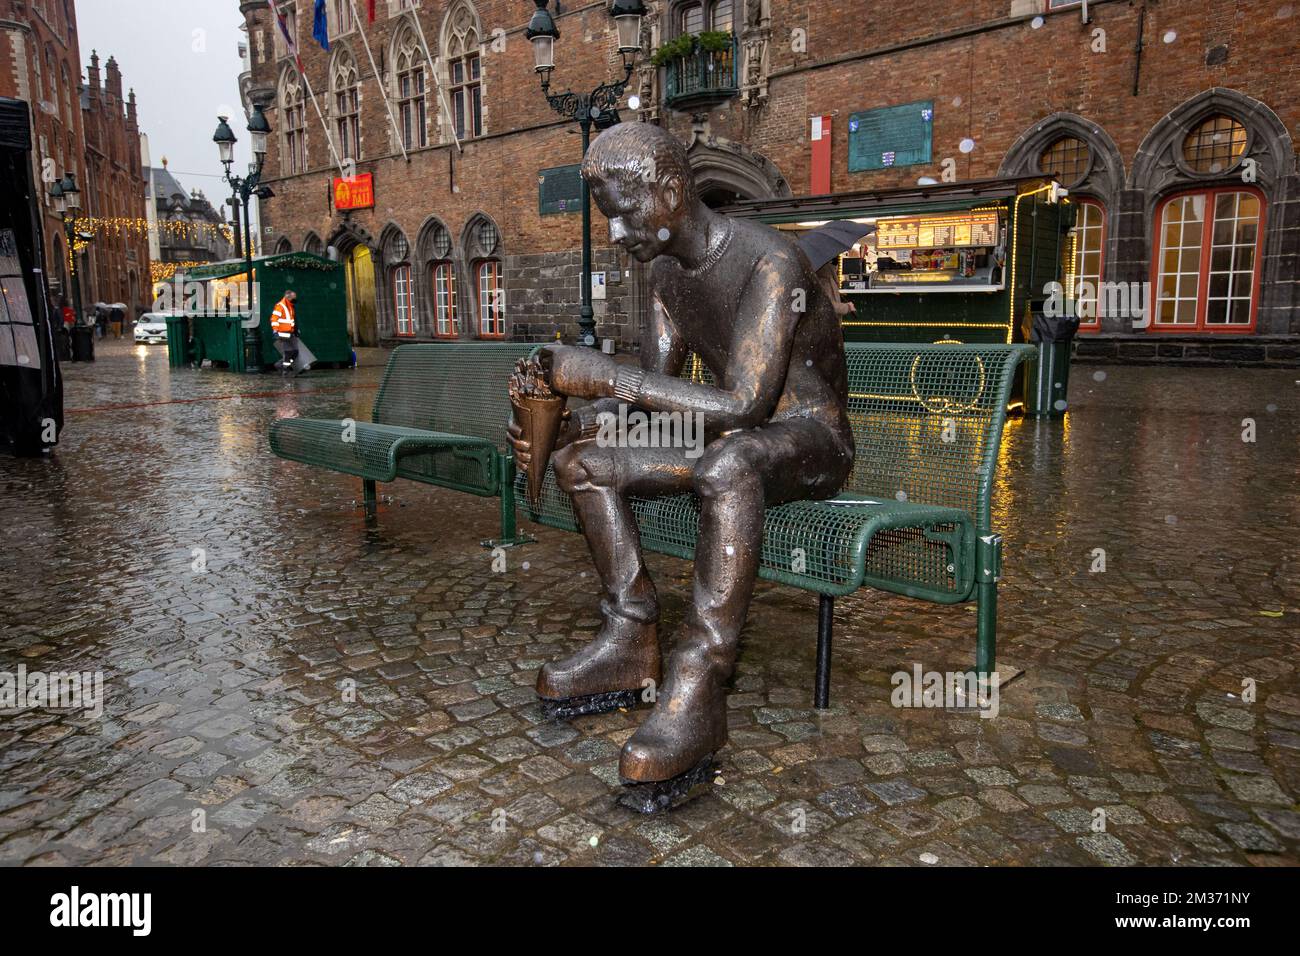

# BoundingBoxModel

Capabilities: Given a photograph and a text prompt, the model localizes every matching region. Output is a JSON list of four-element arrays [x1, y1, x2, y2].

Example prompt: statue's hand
[[508, 408, 574, 471], [540, 345, 618, 400]]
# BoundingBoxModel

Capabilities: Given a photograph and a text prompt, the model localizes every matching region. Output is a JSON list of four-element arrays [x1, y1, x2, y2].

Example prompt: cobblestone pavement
[[1, 339, 1297, 867]]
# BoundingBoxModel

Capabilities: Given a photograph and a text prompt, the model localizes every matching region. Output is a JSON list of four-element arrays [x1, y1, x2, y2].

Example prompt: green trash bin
[[164, 315, 190, 368], [1025, 313, 1079, 418]]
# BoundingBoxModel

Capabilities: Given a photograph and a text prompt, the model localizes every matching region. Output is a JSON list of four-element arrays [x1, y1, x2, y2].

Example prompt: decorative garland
[[263, 253, 339, 272]]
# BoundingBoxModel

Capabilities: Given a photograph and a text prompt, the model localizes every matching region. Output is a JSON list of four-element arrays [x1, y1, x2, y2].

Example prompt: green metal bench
[[269, 342, 536, 544], [520, 343, 1035, 706]]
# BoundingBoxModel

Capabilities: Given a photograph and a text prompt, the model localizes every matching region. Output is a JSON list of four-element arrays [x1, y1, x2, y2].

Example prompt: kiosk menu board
[[839, 208, 1006, 293], [877, 211, 999, 250]]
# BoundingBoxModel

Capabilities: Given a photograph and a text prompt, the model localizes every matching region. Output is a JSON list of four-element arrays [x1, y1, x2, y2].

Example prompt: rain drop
[[657, 228, 671, 242], [1163, 30, 1177, 43], [951, 96, 963, 108], [895, 490, 908, 502], [1092, 370, 1107, 382], [1031, 16, 1044, 29], [959, 138, 976, 154], [1054, 399, 1068, 411]]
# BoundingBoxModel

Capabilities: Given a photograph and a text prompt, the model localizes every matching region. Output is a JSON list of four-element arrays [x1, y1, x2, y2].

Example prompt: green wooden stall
[[167, 252, 353, 372]]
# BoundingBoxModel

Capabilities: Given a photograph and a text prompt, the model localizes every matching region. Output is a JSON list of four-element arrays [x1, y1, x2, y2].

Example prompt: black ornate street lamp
[[214, 104, 274, 371], [526, 0, 646, 348], [49, 172, 87, 329]]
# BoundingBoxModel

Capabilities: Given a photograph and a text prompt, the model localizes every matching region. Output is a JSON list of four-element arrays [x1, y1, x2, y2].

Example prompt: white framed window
[[477, 260, 503, 337], [394, 31, 427, 150], [1153, 188, 1263, 332], [393, 264, 416, 335], [330, 0, 355, 38], [443, 2, 483, 140], [1069, 199, 1105, 329], [432, 261, 457, 337], [281, 70, 308, 174], [332, 52, 361, 160]]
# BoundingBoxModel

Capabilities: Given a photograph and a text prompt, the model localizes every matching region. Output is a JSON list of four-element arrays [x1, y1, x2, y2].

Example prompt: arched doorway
[[345, 245, 378, 347], [330, 221, 381, 347]]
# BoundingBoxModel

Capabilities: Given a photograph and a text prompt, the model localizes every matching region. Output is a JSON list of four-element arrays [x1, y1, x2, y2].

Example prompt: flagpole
[[303, 71, 347, 178], [266, 1, 346, 179], [408, 5, 462, 154], [345, 0, 409, 162]]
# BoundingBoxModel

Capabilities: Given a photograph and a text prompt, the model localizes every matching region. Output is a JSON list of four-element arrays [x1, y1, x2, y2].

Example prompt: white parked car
[[134, 313, 170, 344]]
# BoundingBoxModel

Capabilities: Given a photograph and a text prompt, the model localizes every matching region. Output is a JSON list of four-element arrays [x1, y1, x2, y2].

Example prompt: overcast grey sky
[[74, 0, 253, 203]]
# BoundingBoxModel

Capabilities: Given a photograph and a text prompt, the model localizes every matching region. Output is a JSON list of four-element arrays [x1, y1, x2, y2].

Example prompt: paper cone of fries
[[509, 356, 567, 509]]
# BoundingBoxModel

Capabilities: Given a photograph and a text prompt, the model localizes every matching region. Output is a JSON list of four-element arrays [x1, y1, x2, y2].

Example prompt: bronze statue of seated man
[[509, 122, 855, 795]]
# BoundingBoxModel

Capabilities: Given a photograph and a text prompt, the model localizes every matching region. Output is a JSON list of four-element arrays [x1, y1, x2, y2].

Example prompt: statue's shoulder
[[734, 217, 807, 276]]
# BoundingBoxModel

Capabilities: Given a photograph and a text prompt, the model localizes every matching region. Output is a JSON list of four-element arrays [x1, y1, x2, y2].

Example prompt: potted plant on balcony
[[650, 29, 733, 67]]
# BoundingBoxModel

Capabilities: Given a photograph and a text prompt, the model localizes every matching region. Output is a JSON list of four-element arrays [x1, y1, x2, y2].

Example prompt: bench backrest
[[687, 343, 1034, 531], [372, 342, 537, 446], [844, 344, 1032, 531]]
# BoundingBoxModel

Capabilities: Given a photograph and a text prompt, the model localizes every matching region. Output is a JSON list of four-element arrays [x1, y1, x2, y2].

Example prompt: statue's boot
[[615, 453, 770, 810], [536, 594, 660, 719], [617, 634, 730, 801], [539, 441, 685, 720]]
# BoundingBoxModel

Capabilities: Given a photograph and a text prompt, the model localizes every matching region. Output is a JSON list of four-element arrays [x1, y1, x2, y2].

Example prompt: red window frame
[[1070, 198, 1106, 332], [392, 264, 416, 337], [1149, 186, 1265, 334], [431, 260, 458, 339], [476, 259, 504, 339]]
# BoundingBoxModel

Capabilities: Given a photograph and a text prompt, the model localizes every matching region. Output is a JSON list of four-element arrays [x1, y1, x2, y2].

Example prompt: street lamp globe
[[247, 103, 271, 165], [524, 0, 559, 74], [611, 0, 647, 54], [213, 115, 237, 167], [60, 173, 80, 211]]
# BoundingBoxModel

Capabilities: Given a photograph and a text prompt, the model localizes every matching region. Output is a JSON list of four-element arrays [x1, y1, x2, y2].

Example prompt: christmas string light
[[71, 216, 235, 244], [150, 261, 208, 284]]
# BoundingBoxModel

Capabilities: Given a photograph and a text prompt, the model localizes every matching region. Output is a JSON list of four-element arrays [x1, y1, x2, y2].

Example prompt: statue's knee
[[693, 446, 760, 501], [553, 443, 616, 492], [551, 445, 587, 492]]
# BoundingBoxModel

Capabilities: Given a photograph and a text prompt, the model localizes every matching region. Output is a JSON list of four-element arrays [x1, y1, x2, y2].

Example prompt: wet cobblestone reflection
[[1, 340, 1296, 866]]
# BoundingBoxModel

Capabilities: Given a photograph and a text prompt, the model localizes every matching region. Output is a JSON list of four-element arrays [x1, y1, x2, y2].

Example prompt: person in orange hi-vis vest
[[270, 290, 304, 375]]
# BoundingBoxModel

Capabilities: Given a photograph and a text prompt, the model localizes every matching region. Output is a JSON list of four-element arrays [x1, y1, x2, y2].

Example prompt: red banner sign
[[332, 173, 374, 211]]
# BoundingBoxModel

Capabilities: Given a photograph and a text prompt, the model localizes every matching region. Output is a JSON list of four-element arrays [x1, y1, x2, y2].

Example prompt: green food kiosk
[[729, 177, 1078, 411], [166, 251, 353, 372]]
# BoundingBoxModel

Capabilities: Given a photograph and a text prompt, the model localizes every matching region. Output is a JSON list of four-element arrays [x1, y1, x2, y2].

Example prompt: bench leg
[[362, 479, 377, 520], [815, 594, 834, 710], [480, 454, 535, 549], [976, 534, 1002, 677], [976, 579, 997, 677]]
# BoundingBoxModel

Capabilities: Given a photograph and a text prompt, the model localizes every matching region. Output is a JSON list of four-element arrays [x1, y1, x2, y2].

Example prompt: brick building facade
[[0, 0, 84, 306], [240, 0, 1299, 361], [0, 0, 151, 318], [80, 50, 150, 317]]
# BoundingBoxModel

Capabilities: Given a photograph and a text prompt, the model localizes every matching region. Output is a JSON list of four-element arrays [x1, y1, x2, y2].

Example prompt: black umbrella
[[797, 220, 877, 271]]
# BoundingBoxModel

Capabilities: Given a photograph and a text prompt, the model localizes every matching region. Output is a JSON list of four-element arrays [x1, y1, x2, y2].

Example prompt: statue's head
[[583, 123, 699, 263]]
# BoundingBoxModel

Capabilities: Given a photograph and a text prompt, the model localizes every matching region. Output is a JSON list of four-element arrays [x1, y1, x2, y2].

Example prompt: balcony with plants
[[655, 30, 738, 109]]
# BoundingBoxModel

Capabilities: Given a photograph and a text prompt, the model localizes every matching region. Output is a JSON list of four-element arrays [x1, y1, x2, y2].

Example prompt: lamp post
[[213, 104, 273, 371], [525, 0, 646, 348], [49, 172, 86, 329]]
